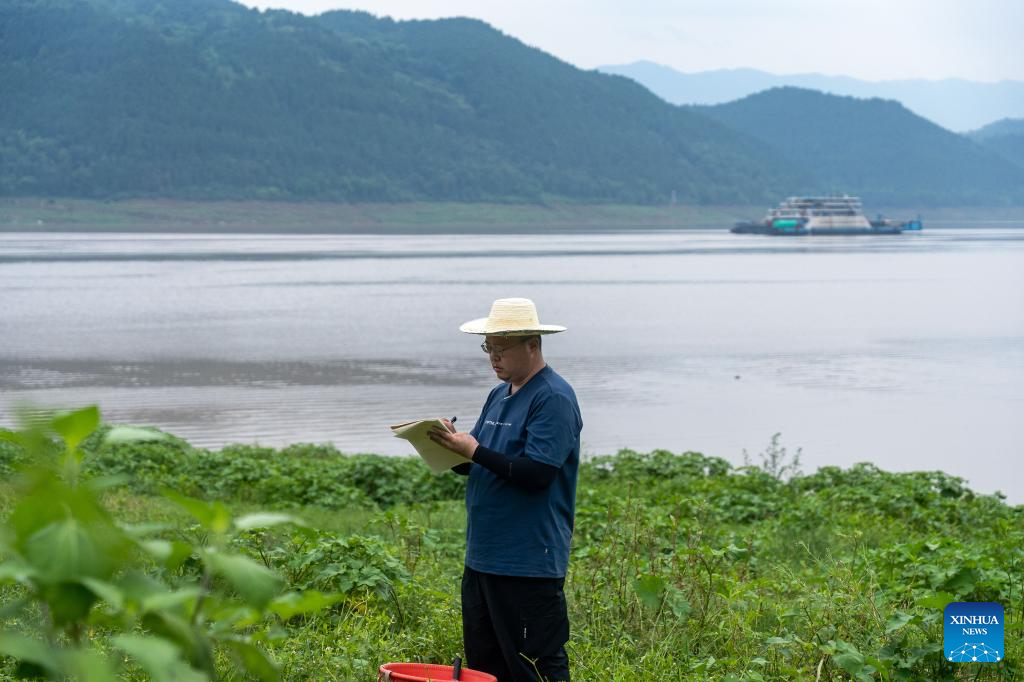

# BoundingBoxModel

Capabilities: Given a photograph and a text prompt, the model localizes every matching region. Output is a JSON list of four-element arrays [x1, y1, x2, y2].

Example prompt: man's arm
[[471, 445, 559, 491], [448, 447, 558, 490]]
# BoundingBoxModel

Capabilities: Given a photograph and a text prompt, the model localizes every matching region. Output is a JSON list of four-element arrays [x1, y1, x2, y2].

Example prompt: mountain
[[698, 88, 1024, 206], [599, 62, 1024, 132], [0, 0, 801, 204], [967, 119, 1024, 169], [968, 118, 1024, 139], [3, 1, 1021, 208]]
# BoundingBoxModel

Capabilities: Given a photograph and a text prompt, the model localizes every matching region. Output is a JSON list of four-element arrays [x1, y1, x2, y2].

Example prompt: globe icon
[[947, 643, 1001, 663]]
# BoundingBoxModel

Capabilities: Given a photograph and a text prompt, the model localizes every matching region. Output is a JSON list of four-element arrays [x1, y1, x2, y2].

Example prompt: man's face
[[485, 335, 531, 381]]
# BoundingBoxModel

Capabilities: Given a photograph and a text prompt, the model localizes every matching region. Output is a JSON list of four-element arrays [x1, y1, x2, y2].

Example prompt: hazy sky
[[236, 0, 1024, 82]]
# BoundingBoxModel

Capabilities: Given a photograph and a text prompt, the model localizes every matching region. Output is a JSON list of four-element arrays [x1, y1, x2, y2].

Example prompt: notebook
[[390, 418, 467, 474]]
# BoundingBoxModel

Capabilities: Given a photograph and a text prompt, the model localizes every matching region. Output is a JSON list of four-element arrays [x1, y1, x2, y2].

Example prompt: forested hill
[[967, 119, 1024, 171], [3, 1, 1022, 206], [0, 0, 802, 204], [699, 88, 1024, 206]]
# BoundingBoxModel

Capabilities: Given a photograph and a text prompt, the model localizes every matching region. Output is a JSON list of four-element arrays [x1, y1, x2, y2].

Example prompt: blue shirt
[[467, 364, 582, 578]]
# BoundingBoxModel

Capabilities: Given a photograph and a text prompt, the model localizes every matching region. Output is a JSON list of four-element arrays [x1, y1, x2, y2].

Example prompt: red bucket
[[379, 662, 497, 682]]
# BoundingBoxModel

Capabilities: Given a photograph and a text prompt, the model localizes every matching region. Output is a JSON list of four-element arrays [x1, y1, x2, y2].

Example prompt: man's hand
[[429, 422, 479, 460]]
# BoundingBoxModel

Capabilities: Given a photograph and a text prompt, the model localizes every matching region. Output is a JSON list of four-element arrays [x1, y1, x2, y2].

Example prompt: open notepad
[[389, 419, 466, 474]]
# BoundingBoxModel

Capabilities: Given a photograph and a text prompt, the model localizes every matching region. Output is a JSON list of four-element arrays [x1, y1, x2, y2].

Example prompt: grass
[[0, 427, 1021, 681], [0, 197, 755, 233]]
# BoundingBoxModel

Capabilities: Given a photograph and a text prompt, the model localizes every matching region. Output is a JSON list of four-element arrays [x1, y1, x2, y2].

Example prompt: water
[[2, 228, 1022, 503]]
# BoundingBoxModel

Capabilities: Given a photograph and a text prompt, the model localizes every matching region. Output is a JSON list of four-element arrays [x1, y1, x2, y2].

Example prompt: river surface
[[2, 228, 1022, 503]]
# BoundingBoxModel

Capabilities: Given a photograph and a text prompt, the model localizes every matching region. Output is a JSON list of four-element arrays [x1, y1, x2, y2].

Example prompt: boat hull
[[730, 222, 903, 236], [811, 225, 902, 235]]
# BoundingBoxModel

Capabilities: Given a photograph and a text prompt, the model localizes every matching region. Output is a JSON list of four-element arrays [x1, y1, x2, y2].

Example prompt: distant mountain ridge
[[698, 88, 1024, 206], [1, 0, 1022, 207], [967, 119, 1024, 170], [969, 118, 1024, 139], [599, 62, 1024, 132]]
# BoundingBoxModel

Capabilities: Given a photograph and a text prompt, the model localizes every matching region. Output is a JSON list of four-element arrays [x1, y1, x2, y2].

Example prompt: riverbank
[[0, 198, 747, 233], [1, 423, 1020, 680], [3, 198, 1023, 233]]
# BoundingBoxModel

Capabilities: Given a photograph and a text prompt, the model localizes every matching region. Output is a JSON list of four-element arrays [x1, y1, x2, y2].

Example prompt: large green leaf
[[42, 581, 99, 627], [205, 551, 284, 609], [884, 611, 917, 634], [51, 405, 100, 452], [58, 648, 118, 682], [833, 651, 863, 674], [10, 477, 78, 542], [103, 426, 169, 444], [0, 562, 35, 585], [10, 475, 125, 557], [140, 609, 216, 676], [112, 635, 208, 682], [916, 591, 956, 610], [830, 640, 876, 680], [24, 518, 112, 582], [0, 633, 60, 675], [633, 574, 666, 611]]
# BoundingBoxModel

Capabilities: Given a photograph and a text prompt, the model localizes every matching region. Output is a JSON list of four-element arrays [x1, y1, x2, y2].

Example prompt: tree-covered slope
[[967, 118, 1024, 170], [0, 0, 800, 204], [700, 88, 1024, 206]]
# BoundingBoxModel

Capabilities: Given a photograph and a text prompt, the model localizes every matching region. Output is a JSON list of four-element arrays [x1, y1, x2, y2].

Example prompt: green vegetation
[[1, 410, 1021, 680], [9, 1, 1023, 209], [1, 0, 799, 206], [700, 88, 1024, 206], [0, 198, 761, 232]]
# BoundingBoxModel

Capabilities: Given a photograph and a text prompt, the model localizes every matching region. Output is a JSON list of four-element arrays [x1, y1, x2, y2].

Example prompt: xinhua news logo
[[944, 602, 1004, 663]]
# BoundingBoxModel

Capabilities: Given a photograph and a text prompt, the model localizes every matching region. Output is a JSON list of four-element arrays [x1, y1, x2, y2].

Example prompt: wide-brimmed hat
[[459, 298, 567, 336]]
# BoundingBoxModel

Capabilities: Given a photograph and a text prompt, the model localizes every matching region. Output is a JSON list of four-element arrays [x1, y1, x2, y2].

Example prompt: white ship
[[732, 195, 922, 235]]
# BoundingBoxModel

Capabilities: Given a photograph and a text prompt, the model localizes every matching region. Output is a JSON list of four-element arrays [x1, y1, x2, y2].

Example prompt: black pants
[[461, 566, 570, 682]]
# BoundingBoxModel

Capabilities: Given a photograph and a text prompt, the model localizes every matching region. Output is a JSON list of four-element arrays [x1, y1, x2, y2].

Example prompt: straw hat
[[459, 298, 567, 336]]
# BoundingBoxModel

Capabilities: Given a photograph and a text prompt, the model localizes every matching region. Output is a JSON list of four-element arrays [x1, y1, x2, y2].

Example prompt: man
[[428, 297, 582, 682]]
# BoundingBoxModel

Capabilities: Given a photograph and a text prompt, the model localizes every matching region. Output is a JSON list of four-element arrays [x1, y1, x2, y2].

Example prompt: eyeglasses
[[480, 338, 527, 357]]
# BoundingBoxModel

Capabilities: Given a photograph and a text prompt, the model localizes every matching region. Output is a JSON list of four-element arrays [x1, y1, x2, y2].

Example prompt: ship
[[731, 195, 923, 236]]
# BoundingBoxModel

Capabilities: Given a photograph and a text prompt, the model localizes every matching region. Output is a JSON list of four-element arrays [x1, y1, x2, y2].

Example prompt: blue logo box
[[944, 602, 1004, 663]]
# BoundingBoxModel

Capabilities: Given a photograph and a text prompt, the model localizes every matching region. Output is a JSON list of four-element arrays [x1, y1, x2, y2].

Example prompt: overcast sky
[[236, 0, 1024, 82]]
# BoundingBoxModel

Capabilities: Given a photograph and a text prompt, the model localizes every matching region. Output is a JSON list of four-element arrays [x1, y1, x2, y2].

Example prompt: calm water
[[2, 229, 1022, 503]]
